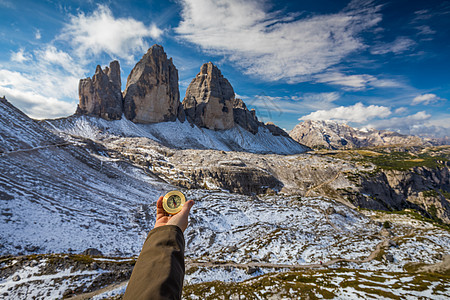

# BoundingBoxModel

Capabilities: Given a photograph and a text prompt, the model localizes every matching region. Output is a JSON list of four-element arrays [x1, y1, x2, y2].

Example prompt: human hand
[[154, 196, 195, 232]]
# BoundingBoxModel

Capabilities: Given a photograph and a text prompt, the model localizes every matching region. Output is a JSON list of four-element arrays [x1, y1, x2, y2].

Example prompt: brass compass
[[162, 191, 186, 215]]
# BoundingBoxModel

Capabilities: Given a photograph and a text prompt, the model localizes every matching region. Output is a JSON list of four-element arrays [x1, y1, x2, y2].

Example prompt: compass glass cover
[[167, 195, 182, 209]]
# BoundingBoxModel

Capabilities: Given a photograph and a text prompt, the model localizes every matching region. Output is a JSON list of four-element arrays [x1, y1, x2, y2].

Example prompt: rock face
[[232, 98, 261, 134], [265, 122, 290, 137], [290, 120, 424, 149], [123, 45, 181, 123], [182, 62, 235, 130], [76, 61, 123, 120]]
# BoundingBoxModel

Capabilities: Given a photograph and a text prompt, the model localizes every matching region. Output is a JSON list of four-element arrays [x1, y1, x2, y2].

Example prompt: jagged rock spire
[[76, 60, 123, 120], [182, 62, 235, 130], [123, 44, 182, 123]]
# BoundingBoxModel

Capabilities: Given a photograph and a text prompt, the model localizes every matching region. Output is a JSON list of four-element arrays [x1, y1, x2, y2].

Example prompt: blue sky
[[0, 0, 449, 137]]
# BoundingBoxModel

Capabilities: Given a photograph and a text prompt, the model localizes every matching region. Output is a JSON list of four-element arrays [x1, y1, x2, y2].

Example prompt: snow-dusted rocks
[[76, 61, 123, 120], [47, 114, 309, 155], [289, 120, 424, 149], [123, 45, 182, 123], [183, 62, 235, 130]]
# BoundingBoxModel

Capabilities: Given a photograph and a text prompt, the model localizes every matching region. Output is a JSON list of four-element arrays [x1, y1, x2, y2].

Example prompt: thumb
[[182, 200, 195, 214], [177, 200, 194, 220]]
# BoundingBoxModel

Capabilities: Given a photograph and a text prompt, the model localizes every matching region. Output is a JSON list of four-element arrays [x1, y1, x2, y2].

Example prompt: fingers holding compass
[[154, 192, 194, 232]]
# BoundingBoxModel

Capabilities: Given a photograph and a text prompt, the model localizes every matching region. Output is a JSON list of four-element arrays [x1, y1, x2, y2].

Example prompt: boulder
[[182, 62, 235, 130], [123, 45, 181, 123], [326, 207, 336, 215], [383, 253, 395, 263], [82, 248, 103, 256], [76, 61, 123, 120]]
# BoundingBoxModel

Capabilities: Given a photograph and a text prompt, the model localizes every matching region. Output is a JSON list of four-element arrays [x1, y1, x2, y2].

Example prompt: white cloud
[[10, 48, 32, 63], [394, 107, 407, 114], [0, 87, 76, 119], [1, 46, 83, 119], [412, 93, 445, 105], [35, 29, 41, 40], [36, 45, 85, 76], [370, 37, 416, 55], [314, 71, 400, 90], [2, 4, 165, 119], [59, 4, 163, 63], [299, 102, 391, 123], [175, 0, 382, 83], [366, 111, 432, 132]]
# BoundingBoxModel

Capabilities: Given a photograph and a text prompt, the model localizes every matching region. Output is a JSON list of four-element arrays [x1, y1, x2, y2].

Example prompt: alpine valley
[[0, 45, 449, 299]]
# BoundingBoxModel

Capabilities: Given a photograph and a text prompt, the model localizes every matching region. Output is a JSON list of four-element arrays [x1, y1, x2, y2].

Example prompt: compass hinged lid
[[162, 191, 186, 215]]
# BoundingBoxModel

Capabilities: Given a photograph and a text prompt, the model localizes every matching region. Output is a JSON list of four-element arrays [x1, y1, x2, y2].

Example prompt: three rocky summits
[[76, 44, 286, 136]]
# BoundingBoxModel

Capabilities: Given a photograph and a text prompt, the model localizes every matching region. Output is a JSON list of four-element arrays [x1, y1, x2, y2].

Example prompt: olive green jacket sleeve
[[123, 225, 185, 300]]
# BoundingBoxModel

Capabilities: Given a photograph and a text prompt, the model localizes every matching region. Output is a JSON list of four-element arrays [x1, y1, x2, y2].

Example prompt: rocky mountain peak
[[76, 60, 123, 120], [123, 44, 182, 123], [182, 62, 235, 130]]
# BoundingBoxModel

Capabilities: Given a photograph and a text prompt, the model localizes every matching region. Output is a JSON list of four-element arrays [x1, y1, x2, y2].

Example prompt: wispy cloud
[[415, 25, 436, 36], [59, 4, 162, 63], [291, 92, 340, 110], [370, 37, 416, 55], [246, 92, 340, 117], [412, 93, 446, 105], [0, 0, 14, 9], [299, 102, 391, 123], [175, 0, 382, 83], [314, 71, 400, 90]]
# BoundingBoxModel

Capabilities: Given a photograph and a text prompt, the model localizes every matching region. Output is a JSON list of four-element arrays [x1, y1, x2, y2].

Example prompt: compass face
[[167, 195, 182, 209], [162, 191, 186, 215]]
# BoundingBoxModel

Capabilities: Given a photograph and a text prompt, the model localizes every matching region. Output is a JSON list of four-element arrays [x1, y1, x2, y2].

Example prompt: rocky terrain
[[290, 120, 429, 149], [0, 96, 449, 299], [1, 43, 449, 299], [47, 118, 449, 224]]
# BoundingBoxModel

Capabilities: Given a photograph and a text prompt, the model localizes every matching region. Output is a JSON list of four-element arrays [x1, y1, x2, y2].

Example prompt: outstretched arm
[[124, 196, 194, 300]]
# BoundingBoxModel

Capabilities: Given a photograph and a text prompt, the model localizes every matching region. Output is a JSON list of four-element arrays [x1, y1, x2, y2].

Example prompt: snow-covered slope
[[45, 115, 309, 155], [0, 99, 172, 256], [0, 97, 62, 152]]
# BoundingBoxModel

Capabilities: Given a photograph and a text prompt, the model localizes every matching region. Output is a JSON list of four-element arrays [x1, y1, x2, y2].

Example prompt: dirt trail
[[0, 143, 69, 156], [305, 171, 342, 197]]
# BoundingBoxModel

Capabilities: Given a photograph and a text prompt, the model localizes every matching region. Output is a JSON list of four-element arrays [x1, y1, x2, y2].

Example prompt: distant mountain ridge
[[289, 120, 448, 149]]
